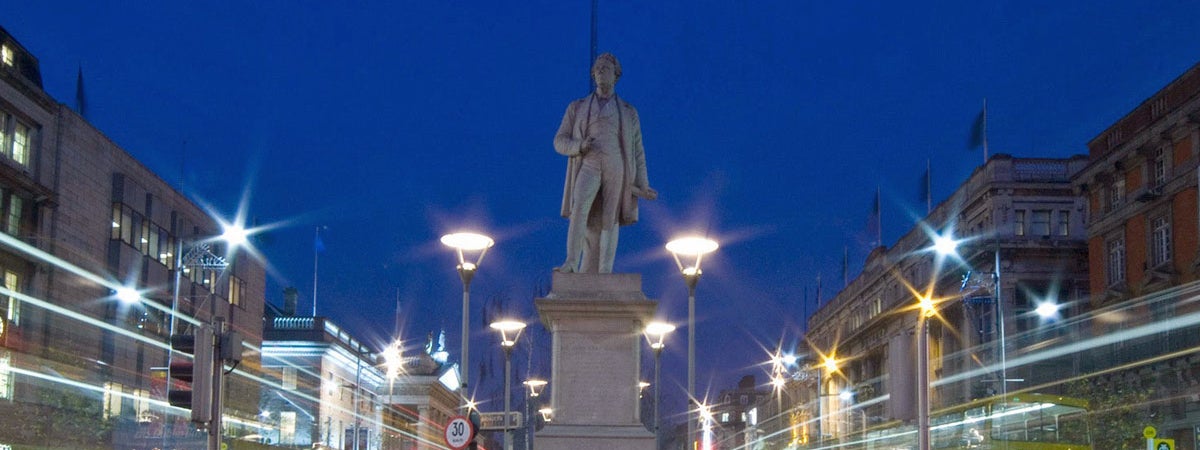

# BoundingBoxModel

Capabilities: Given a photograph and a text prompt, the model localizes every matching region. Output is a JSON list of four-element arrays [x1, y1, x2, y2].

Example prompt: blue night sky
[[6, 0, 1200, 420]]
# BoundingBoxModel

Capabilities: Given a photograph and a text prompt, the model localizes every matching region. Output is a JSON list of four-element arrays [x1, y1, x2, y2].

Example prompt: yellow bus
[[858, 393, 1091, 450]]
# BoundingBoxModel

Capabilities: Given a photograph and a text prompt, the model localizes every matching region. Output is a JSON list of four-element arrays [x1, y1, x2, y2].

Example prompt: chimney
[[283, 287, 299, 316]]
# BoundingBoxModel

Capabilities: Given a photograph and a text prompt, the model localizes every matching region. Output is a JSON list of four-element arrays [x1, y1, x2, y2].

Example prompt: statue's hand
[[580, 136, 596, 155], [637, 186, 658, 200]]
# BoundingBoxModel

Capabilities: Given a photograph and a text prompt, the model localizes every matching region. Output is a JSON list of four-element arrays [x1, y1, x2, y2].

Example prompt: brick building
[[1073, 60, 1200, 449]]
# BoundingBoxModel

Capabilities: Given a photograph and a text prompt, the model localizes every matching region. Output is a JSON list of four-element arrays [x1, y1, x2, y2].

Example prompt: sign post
[[444, 416, 475, 450]]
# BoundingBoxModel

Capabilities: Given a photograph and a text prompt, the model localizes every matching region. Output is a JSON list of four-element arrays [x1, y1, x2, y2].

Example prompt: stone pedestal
[[534, 272, 657, 450]]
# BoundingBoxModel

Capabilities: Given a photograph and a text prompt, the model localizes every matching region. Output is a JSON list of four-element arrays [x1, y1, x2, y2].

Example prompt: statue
[[554, 53, 657, 273]]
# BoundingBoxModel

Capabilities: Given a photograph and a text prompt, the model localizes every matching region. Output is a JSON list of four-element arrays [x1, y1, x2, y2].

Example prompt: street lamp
[[441, 231, 494, 407], [166, 224, 250, 450], [523, 379, 547, 450], [644, 321, 674, 444], [666, 236, 718, 448], [490, 319, 526, 450], [382, 339, 403, 438]]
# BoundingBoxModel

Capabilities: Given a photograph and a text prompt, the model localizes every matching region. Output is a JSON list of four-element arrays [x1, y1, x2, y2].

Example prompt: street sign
[[1152, 438, 1174, 450], [478, 411, 523, 430], [444, 415, 474, 450]]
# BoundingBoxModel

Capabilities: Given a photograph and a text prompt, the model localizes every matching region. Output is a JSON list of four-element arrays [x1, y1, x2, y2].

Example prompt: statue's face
[[593, 60, 617, 91]]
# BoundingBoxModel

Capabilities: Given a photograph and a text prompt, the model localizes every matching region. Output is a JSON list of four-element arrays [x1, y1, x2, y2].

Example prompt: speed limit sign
[[444, 415, 474, 449]]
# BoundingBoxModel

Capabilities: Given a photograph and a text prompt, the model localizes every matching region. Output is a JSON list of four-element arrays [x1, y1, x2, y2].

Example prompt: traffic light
[[169, 326, 214, 423]]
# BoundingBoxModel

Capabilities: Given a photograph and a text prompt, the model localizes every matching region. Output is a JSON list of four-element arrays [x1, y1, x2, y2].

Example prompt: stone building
[[261, 312, 384, 449], [800, 154, 1089, 445], [0, 24, 268, 449]]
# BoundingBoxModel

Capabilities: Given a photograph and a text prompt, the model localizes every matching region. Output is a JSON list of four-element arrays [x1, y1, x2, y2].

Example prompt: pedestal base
[[534, 272, 657, 450]]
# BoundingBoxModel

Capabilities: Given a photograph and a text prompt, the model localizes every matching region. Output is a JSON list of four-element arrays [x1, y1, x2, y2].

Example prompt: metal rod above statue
[[554, 53, 658, 274]]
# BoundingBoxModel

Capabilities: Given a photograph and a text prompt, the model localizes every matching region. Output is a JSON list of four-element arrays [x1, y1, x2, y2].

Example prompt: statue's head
[[591, 53, 621, 89]]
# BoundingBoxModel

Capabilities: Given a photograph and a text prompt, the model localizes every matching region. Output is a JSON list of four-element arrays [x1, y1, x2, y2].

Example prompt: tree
[[1068, 378, 1154, 449]]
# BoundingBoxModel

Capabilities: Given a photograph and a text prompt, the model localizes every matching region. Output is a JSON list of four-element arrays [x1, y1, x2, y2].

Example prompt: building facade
[[797, 154, 1089, 447], [0, 25, 268, 449], [1073, 60, 1200, 449]]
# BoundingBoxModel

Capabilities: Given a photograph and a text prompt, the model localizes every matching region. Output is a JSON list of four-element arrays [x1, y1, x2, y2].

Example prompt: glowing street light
[[490, 319, 526, 450], [644, 321, 674, 444], [1035, 301, 1059, 319], [441, 231, 494, 407], [666, 236, 718, 448], [115, 287, 142, 305]]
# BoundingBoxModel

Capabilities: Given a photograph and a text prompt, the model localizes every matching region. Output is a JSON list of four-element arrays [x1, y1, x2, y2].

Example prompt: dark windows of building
[[1014, 210, 1026, 236], [1106, 236, 1126, 287], [1150, 214, 1171, 268], [1151, 147, 1168, 187], [1106, 180, 1125, 213], [1031, 210, 1051, 237], [0, 189, 27, 237], [1057, 210, 1070, 236]]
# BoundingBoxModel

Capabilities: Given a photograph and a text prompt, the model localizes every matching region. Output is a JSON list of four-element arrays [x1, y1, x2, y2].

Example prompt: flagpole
[[876, 187, 883, 247], [926, 159, 932, 214], [842, 246, 848, 288], [312, 226, 320, 317], [982, 98, 989, 164]]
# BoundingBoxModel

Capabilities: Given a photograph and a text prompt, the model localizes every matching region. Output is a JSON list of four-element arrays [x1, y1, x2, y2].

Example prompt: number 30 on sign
[[444, 415, 474, 450]]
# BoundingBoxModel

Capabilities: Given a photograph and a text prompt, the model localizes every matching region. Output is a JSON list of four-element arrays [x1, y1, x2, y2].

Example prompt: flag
[[75, 65, 87, 119], [314, 231, 326, 253], [968, 99, 988, 163]]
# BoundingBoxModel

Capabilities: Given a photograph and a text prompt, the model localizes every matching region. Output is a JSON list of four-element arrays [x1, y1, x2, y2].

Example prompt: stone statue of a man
[[554, 53, 657, 273]]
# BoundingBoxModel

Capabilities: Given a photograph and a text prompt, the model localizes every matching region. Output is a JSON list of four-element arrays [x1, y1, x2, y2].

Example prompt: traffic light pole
[[209, 317, 227, 450]]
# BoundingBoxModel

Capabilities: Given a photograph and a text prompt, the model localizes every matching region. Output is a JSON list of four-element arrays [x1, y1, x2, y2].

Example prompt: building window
[[1106, 180, 1125, 212], [282, 367, 297, 390], [0, 45, 11, 66], [1014, 210, 1025, 236], [5, 270, 20, 326], [134, 389, 152, 422], [0, 113, 32, 168], [1031, 210, 1051, 237], [1106, 237, 1125, 287], [111, 202, 176, 268], [0, 352, 12, 399], [228, 275, 245, 306], [1151, 147, 1168, 187], [103, 382, 124, 419], [0, 190, 27, 238], [1150, 215, 1171, 267], [280, 411, 297, 444], [1057, 210, 1070, 236]]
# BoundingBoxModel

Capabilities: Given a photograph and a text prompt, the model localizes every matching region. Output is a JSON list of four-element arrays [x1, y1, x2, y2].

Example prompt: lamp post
[[644, 321, 674, 446], [490, 319, 526, 450], [917, 294, 935, 450], [666, 236, 718, 448], [382, 339, 403, 446], [522, 379, 547, 450], [441, 232, 494, 407], [165, 223, 249, 450], [818, 355, 838, 444]]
